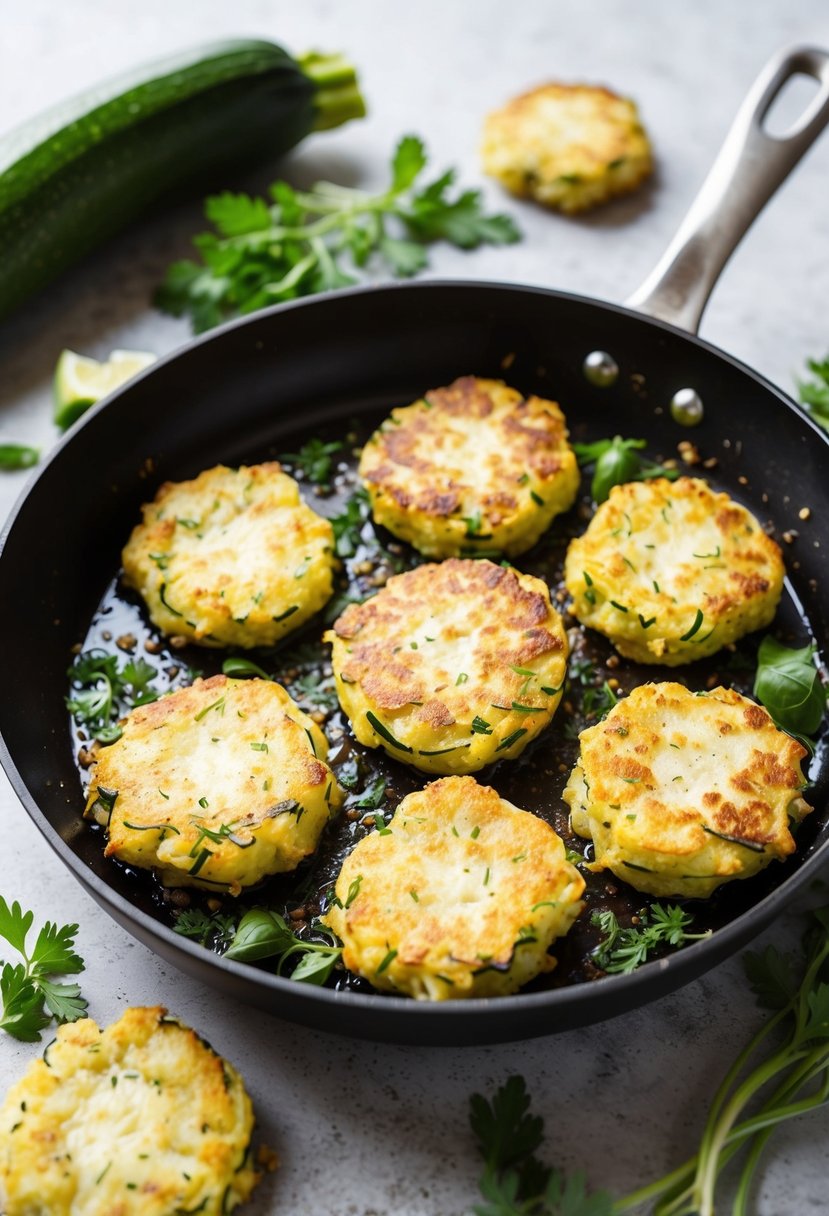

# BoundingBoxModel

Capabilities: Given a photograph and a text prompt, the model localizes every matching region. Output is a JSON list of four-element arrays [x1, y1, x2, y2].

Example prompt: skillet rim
[[1, 276, 828, 1035]]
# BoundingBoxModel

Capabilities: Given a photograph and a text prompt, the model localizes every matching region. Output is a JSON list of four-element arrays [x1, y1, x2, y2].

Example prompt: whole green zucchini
[[0, 39, 365, 321]]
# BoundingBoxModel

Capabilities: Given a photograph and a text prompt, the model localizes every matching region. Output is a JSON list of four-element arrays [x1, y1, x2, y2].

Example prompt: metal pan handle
[[626, 45, 829, 333]]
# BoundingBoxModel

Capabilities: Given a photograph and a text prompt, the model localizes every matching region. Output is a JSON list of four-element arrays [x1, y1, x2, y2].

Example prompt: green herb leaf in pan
[[753, 636, 826, 738], [572, 435, 679, 503]]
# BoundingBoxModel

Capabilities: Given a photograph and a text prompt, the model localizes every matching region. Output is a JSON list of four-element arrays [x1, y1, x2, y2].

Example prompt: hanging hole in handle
[[762, 70, 825, 138]]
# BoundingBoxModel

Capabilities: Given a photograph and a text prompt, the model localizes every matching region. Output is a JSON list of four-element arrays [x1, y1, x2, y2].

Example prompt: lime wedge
[[53, 348, 157, 429]]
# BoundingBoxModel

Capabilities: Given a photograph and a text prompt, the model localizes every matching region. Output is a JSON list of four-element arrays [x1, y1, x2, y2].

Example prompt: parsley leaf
[[591, 904, 709, 974], [173, 908, 238, 951], [469, 1076, 613, 1216], [0, 896, 88, 1041], [279, 437, 344, 485], [330, 487, 371, 558], [797, 354, 829, 431], [156, 135, 521, 332], [66, 649, 159, 743]]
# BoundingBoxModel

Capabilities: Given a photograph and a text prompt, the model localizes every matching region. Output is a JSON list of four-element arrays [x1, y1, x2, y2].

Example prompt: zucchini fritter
[[85, 675, 341, 893], [359, 376, 579, 558], [563, 682, 811, 899], [327, 559, 568, 774], [481, 82, 653, 213], [0, 1007, 259, 1216], [122, 462, 334, 648], [564, 477, 784, 664], [323, 776, 585, 999]]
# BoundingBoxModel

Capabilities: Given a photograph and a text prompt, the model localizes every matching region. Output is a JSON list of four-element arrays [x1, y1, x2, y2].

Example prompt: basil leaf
[[753, 637, 826, 736], [591, 442, 644, 503], [290, 949, 341, 986], [224, 908, 293, 963]]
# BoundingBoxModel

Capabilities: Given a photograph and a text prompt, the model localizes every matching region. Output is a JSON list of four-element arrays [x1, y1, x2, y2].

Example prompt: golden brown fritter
[[323, 776, 585, 999], [122, 462, 334, 648], [565, 477, 785, 664], [0, 1007, 260, 1216], [481, 82, 653, 212], [359, 376, 579, 557], [563, 682, 812, 898], [327, 559, 568, 773], [85, 675, 341, 894]]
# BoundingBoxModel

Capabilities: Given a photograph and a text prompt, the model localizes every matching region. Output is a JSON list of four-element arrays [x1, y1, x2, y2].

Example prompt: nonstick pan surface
[[1, 278, 828, 1047], [2, 47, 829, 1046]]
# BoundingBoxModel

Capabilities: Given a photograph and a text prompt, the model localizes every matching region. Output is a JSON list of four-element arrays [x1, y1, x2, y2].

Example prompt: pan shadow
[[0, 148, 366, 416]]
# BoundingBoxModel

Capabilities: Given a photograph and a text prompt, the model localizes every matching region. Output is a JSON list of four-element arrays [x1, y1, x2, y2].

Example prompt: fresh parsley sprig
[[797, 354, 829, 431], [66, 650, 159, 743], [572, 436, 680, 503], [0, 896, 87, 1041], [591, 904, 710, 974], [469, 1075, 613, 1216], [155, 135, 521, 332]]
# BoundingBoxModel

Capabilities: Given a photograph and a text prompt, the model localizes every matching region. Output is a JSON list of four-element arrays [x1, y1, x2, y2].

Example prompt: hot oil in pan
[[69, 420, 827, 996]]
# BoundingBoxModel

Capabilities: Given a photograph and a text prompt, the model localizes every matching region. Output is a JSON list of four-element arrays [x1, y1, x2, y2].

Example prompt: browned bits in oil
[[169, 635, 189, 650], [116, 633, 137, 652], [166, 888, 191, 908], [101, 630, 112, 642], [782, 531, 798, 545], [703, 457, 719, 470], [78, 747, 95, 769], [606, 654, 620, 670], [144, 638, 163, 655], [799, 507, 812, 521], [738, 475, 749, 486], [678, 441, 700, 465]]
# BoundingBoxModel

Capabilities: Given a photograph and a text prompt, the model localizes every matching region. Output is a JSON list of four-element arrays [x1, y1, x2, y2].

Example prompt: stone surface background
[[1, 3, 829, 1212]]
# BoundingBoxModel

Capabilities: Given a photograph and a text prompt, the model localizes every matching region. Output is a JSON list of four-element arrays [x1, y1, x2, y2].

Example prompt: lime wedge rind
[[53, 348, 157, 429]]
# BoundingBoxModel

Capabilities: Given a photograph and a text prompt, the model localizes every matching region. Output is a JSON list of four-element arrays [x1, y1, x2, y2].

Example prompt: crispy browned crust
[[121, 462, 334, 648], [481, 82, 653, 213], [84, 675, 339, 892], [359, 377, 579, 557], [323, 776, 585, 999], [327, 559, 567, 773], [0, 1007, 260, 1215], [564, 477, 785, 664], [564, 682, 812, 898]]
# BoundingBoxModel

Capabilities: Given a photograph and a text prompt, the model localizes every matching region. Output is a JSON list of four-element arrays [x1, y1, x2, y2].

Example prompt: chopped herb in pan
[[366, 712, 413, 752]]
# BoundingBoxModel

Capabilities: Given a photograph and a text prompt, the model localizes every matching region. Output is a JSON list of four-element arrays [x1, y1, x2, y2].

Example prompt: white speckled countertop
[[2, 3, 829, 1213]]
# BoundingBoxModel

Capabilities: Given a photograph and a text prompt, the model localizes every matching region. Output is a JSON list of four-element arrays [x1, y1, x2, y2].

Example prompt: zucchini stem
[[298, 51, 366, 130]]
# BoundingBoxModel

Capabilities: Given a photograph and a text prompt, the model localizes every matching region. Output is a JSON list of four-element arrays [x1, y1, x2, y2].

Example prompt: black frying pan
[[2, 47, 829, 1047]]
